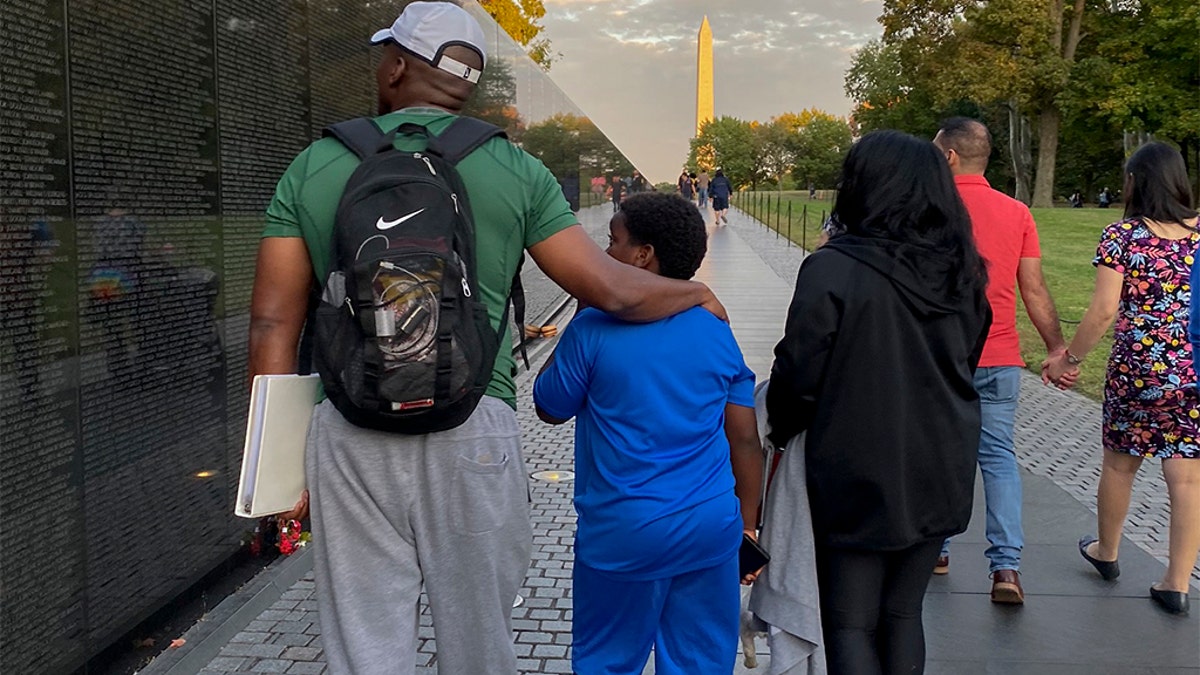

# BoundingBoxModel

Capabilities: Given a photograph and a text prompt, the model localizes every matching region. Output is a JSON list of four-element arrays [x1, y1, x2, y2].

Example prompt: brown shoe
[[991, 570, 1024, 605], [933, 555, 950, 575]]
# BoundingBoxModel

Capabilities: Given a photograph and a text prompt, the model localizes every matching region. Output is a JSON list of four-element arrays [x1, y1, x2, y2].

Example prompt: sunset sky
[[539, 0, 884, 182]]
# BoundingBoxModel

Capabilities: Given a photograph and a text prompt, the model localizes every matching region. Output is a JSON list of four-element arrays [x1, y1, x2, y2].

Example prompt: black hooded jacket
[[767, 235, 992, 550]]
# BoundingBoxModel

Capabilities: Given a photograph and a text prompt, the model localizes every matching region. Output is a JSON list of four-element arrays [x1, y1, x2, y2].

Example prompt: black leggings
[[816, 540, 943, 675]]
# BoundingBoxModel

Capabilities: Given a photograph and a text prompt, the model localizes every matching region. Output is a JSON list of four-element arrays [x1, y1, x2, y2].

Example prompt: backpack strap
[[323, 118, 387, 160], [510, 256, 529, 371], [432, 117, 527, 370], [434, 117, 507, 165], [297, 284, 321, 376]]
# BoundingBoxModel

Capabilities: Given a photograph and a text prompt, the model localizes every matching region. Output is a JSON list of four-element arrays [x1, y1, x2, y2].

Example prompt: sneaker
[[722, 215, 729, 224], [990, 570, 1025, 605], [933, 555, 950, 575]]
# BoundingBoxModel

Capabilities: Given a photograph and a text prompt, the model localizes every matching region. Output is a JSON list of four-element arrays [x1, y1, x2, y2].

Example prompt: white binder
[[235, 374, 321, 518]]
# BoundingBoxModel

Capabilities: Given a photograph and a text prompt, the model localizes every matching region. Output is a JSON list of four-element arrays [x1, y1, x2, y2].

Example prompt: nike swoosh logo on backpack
[[376, 209, 426, 230]]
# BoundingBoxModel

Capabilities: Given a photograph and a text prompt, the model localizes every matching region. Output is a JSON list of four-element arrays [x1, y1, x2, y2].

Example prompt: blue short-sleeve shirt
[[534, 307, 756, 580]]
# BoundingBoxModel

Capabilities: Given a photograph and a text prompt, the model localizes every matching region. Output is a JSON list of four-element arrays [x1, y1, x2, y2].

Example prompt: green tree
[[1068, 0, 1199, 192], [578, 120, 635, 177], [521, 114, 633, 181], [521, 114, 582, 179], [865, 0, 1091, 206], [791, 117, 854, 189], [462, 58, 524, 140], [689, 117, 759, 188], [845, 40, 944, 137], [756, 120, 797, 192]]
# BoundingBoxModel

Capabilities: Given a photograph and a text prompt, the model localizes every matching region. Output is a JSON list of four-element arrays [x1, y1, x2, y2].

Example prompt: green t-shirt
[[263, 109, 577, 407]]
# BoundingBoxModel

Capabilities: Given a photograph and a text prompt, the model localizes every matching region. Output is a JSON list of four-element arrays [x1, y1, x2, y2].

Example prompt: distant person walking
[[1046, 142, 1200, 617], [678, 170, 695, 201], [1099, 187, 1115, 208], [630, 170, 649, 194], [767, 130, 991, 675], [710, 169, 732, 224], [611, 175, 625, 212], [697, 170, 711, 208], [932, 118, 1066, 605]]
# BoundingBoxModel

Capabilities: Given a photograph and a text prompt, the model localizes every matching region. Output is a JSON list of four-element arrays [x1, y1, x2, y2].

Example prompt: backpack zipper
[[374, 255, 472, 299], [451, 193, 460, 214], [413, 153, 436, 175]]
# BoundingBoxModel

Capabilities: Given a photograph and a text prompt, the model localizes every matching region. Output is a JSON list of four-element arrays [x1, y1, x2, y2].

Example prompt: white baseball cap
[[370, 2, 488, 84]]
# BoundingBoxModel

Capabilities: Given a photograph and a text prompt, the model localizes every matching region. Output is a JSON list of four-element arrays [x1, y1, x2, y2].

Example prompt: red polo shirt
[[955, 174, 1041, 368]]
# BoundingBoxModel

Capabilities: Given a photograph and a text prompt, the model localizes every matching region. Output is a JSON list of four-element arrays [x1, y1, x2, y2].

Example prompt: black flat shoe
[[1150, 586, 1189, 616], [1079, 536, 1120, 581]]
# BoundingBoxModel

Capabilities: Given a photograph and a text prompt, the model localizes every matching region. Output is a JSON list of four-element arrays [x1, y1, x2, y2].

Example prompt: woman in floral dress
[[1046, 142, 1200, 616]]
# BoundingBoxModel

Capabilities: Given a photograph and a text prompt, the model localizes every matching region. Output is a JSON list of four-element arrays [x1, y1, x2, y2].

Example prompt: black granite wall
[[0, 1, 632, 671]]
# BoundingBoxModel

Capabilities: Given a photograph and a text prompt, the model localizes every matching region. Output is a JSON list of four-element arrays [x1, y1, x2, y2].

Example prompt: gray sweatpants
[[306, 397, 532, 674]]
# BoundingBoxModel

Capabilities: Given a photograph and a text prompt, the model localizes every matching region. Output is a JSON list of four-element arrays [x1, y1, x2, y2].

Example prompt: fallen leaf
[[169, 639, 187, 649]]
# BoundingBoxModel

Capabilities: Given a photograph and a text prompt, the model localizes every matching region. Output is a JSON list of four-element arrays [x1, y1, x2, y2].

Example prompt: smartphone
[[740, 533, 770, 578]]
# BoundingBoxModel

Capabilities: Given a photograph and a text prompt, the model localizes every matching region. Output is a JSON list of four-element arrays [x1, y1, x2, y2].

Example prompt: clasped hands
[[1041, 348, 1080, 391]]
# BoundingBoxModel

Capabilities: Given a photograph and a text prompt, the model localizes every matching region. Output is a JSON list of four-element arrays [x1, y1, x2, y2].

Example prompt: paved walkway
[[147, 205, 1199, 675]]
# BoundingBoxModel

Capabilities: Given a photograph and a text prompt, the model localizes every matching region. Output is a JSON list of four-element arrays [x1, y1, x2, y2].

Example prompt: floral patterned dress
[[1096, 218, 1200, 459]]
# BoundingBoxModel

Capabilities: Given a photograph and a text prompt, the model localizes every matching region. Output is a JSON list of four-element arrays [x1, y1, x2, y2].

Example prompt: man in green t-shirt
[[247, 4, 726, 674]]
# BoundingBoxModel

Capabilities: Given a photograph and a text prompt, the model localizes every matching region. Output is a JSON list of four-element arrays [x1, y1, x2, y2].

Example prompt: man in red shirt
[[933, 118, 1067, 605]]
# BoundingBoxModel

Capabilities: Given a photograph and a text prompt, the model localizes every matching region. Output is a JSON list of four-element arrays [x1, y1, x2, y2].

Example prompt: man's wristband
[[1066, 350, 1084, 366]]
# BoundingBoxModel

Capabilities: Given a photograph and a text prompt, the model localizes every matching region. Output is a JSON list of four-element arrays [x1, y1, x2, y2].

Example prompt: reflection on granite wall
[[0, 1, 638, 671]]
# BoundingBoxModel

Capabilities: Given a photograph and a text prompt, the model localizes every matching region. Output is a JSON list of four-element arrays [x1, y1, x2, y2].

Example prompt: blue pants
[[572, 554, 739, 675], [698, 188, 708, 207], [943, 366, 1024, 572]]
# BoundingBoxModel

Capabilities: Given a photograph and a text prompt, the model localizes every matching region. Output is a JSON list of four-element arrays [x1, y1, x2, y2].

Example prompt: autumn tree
[[478, 0, 556, 69], [776, 108, 847, 134]]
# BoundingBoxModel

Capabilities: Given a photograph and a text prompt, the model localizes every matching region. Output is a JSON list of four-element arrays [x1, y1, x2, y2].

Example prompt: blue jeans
[[698, 188, 708, 207], [942, 366, 1023, 573]]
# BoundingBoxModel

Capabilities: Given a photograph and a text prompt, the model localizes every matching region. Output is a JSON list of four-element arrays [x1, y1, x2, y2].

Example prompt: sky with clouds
[[539, 0, 884, 182]]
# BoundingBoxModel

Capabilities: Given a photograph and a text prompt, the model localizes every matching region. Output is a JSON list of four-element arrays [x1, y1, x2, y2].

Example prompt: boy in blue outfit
[[534, 192, 764, 674]]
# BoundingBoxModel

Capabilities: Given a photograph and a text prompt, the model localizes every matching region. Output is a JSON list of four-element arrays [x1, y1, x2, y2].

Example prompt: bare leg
[[1091, 450, 1143, 561], [1161, 458, 1200, 592]]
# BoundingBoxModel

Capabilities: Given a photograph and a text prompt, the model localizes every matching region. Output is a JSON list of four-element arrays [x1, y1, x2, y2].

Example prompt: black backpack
[[311, 117, 525, 434]]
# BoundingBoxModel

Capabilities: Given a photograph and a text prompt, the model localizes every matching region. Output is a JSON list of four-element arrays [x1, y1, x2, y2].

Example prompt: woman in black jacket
[[767, 130, 992, 675]]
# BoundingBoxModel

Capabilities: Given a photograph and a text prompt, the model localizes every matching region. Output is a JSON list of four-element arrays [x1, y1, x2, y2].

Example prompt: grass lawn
[[740, 191, 1122, 400]]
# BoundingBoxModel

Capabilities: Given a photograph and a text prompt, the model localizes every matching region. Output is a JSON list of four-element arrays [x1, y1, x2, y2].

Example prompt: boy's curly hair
[[619, 192, 708, 280]]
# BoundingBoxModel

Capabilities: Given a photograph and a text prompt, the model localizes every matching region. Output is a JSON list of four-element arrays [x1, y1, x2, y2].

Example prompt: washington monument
[[696, 16, 714, 136]]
